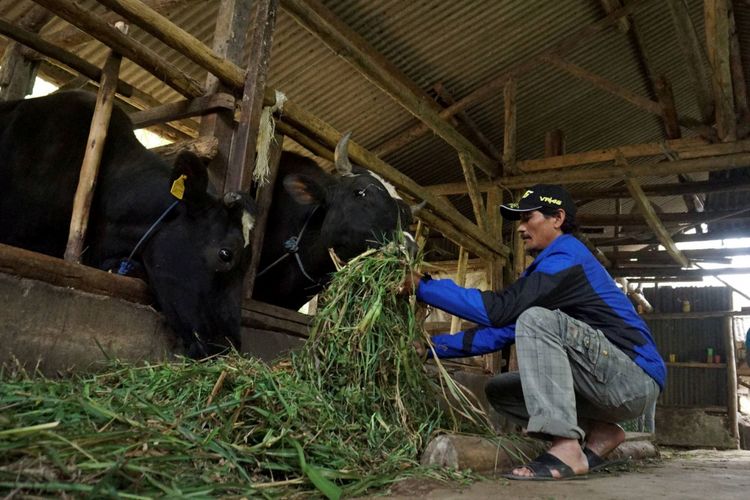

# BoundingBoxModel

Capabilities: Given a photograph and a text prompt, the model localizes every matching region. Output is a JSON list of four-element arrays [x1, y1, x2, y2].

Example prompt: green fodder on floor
[[0, 244, 504, 499]]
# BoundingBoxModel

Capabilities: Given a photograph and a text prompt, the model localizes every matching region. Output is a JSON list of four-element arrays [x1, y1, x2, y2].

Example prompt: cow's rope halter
[[256, 205, 320, 284], [117, 199, 181, 275]]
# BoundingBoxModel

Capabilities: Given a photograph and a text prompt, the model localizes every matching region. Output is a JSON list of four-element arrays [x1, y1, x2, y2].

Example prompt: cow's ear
[[283, 174, 327, 205], [170, 152, 209, 201]]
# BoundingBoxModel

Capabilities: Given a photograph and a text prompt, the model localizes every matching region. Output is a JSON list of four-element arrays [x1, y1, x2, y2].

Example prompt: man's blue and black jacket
[[417, 233, 666, 390]]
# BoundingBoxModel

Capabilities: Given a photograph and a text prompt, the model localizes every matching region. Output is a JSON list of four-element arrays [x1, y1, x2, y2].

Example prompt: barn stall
[[2, 0, 750, 497]]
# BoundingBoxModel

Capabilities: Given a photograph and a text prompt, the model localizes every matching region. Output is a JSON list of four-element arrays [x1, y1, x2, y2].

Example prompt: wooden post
[[449, 247, 469, 334], [458, 151, 488, 231], [199, 0, 254, 191], [723, 314, 740, 447], [64, 23, 127, 263], [225, 0, 279, 194], [244, 132, 284, 301], [485, 186, 504, 373], [0, 6, 52, 100], [503, 78, 518, 176]]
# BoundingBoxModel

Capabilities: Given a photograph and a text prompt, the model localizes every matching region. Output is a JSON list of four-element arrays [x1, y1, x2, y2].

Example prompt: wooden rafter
[[372, 0, 654, 157], [279, 0, 498, 175], [729, 1, 750, 124], [611, 266, 750, 278], [503, 78, 518, 175], [705, 0, 737, 141], [607, 247, 750, 264], [542, 55, 662, 116], [624, 176, 689, 268], [665, 0, 714, 123], [599, 0, 630, 33]]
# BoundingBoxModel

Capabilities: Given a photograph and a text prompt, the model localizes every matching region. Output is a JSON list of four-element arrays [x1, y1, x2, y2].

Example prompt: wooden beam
[[0, 243, 150, 304], [0, 17, 136, 97], [244, 132, 284, 301], [578, 208, 750, 226], [279, 0, 498, 176], [129, 93, 235, 128], [723, 315, 740, 447], [433, 82, 502, 160], [30, 0, 205, 98], [0, 6, 52, 100], [372, 0, 654, 157], [150, 136, 219, 164], [64, 26, 125, 263], [654, 76, 681, 139], [606, 247, 750, 263], [503, 78, 518, 175], [666, 0, 714, 123], [224, 0, 279, 194], [593, 228, 750, 246], [458, 152, 488, 232], [729, 1, 749, 123], [611, 266, 750, 278], [573, 177, 750, 199], [199, 0, 254, 191], [705, 0, 737, 141], [543, 55, 663, 116], [625, 174, 689, 267], [494, 151, 750, 188]]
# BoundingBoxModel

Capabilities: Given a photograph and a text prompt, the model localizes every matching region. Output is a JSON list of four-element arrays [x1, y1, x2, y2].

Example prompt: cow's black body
[[254, 149, 414, 309], [0, 91, 255, 357]]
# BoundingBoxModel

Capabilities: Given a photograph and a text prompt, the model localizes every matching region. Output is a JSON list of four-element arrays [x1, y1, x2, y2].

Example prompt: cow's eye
[[355, 189, 366, 197], [218, 248, 234, 262]]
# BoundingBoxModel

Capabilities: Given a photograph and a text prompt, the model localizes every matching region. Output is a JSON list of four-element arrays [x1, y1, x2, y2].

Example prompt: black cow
[[0, 91, 256, 357], [253, 133, 418, 310]]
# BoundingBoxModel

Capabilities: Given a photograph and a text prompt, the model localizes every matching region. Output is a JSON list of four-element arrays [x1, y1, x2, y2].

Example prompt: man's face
[[518, 210, 564, 253]]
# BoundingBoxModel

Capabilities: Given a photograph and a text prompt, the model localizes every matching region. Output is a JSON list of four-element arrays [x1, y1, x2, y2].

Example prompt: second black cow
[[254, 133, 418, 310]]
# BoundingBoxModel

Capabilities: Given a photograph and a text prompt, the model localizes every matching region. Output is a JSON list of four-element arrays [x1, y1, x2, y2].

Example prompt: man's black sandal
[[584, 447, 630, 472], [504, 452, 588, 481]]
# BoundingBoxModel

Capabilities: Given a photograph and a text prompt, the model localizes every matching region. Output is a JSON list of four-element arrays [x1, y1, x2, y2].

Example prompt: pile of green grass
[[0, 244, 493, 498]]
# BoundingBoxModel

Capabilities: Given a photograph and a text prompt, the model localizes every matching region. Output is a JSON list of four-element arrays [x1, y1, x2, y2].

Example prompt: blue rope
[[117, 200, 180, 275]]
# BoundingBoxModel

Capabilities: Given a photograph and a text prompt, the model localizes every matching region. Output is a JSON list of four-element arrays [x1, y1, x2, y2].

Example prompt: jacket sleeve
[[417, 250, 589, 328], [428, 325, 516, 359]]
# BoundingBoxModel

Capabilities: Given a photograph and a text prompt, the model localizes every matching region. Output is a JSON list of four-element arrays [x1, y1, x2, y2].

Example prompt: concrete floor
[[381, 449, 750, 500]]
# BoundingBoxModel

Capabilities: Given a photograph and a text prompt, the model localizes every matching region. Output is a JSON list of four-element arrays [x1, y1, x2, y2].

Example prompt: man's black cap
[[499, 184, 577, 221]]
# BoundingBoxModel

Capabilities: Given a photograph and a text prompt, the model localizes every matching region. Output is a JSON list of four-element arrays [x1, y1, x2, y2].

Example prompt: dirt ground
[[377, 449, 750, 500]]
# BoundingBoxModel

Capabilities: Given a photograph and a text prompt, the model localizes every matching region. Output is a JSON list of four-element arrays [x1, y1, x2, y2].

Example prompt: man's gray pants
[[485, 307, 660, 441]]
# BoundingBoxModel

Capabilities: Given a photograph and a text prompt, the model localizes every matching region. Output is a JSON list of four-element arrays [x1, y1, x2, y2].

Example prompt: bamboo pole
[[31, 0, 204, 98], [64, 23, 127, 263], [0, 17, 135, 97]]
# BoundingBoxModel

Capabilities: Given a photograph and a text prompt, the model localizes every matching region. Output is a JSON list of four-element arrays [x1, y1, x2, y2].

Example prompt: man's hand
[[397, 270, 423, 296], [413, 340, 427, 359]]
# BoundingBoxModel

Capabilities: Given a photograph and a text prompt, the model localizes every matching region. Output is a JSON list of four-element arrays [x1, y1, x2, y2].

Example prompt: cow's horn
[[410, 200, 427, 215], [223, 191, 243, 207], [334, 131, 354, 176]]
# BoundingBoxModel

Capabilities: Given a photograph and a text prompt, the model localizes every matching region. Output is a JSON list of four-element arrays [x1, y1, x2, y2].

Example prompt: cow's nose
[[400, 231, 418, 257]]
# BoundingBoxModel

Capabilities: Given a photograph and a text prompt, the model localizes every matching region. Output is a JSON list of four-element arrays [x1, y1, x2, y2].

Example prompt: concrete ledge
[[656, 407, 738, 449], [421, 433, 659, 474], [0, 272, 181, 375]]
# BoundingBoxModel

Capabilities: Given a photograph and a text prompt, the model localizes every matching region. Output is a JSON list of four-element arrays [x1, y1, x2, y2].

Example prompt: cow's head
[[140, 152, 256, 358], [282, 132, 419, 261]]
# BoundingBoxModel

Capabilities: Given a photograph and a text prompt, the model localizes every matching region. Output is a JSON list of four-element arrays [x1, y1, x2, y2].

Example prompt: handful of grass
[[0, 243, 490, 498]]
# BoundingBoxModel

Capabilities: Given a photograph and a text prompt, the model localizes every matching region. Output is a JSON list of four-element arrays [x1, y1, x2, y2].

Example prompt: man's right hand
[[397, 270, 423, 296]]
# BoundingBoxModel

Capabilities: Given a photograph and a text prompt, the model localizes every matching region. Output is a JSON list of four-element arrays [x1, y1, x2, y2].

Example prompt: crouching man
[[404, 184, 664, 480]]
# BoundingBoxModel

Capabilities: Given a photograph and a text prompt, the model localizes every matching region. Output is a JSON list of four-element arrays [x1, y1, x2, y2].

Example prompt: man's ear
[[554, 209, 567, 229], [283, 174, 328, 205], [170, 152, 209, 202]]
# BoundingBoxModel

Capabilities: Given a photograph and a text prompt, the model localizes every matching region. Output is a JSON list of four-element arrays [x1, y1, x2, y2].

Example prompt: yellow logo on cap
[[521, 189, 533, 199], [540, 196, 562, 205]]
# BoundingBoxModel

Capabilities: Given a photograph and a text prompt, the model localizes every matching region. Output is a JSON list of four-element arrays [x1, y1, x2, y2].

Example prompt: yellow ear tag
[[170, 174, 187, 200]]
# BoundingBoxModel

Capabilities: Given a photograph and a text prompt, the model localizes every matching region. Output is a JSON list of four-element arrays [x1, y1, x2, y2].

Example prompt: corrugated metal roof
[[2, 0, 749, 256]]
